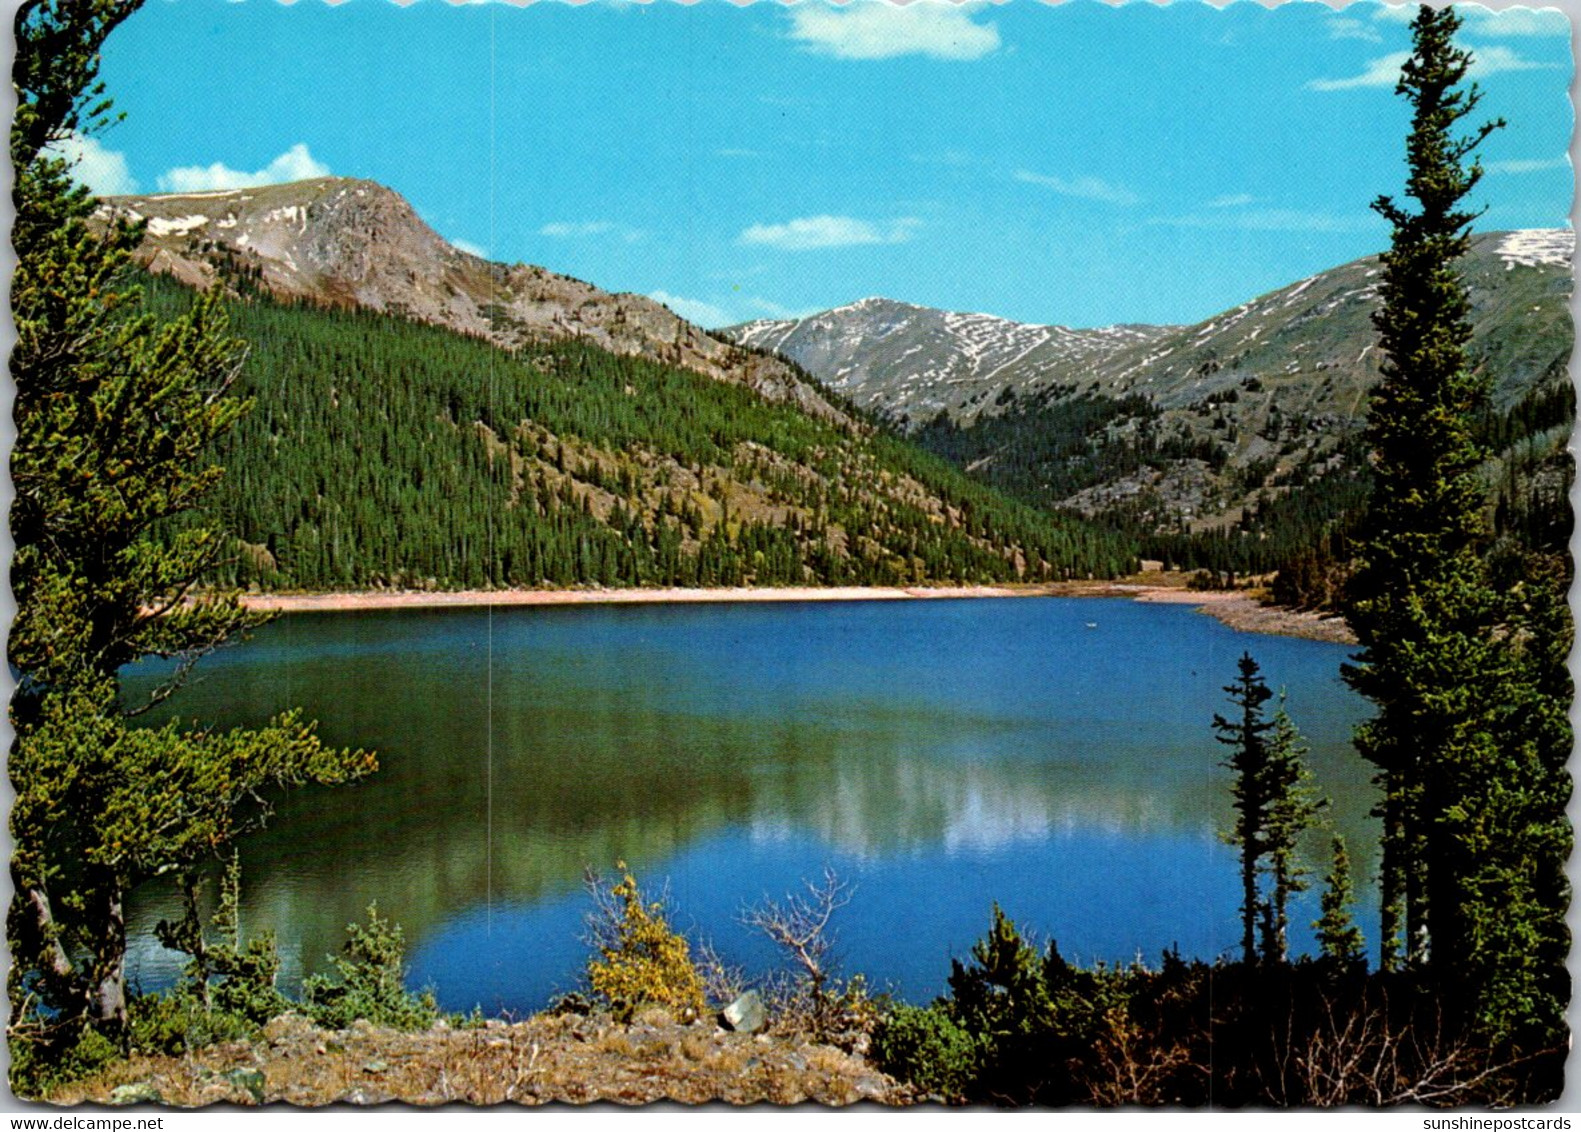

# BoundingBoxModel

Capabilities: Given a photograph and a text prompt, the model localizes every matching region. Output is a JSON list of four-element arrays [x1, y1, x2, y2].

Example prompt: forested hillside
[[143, 277, 1136, 590], [729, 230, 1573, 580]]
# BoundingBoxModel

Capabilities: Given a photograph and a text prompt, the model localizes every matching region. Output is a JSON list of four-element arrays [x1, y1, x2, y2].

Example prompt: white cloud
[[1207, 193, 1257, 208], [1465, 43, 1562, 77], [1310, 40, 1560, 92], [788, 2, 1000, 62], [450, 237, 488, 258], [157, 143, 330, 192], [1484, 155, 1570, 175], [738, 214, 921, 251], [1459, 7, 1569, 38], [1014, 169, 1140, 206], [746, 296, 822, 320], [648, 290, 731, 328], [538, 220, 644, 242], [1307, 50, 1412, 91], [539, 221, 614, 238], [1151, 208, 1381, 233], [1370, 5, 1419, 24], [1327, 16, 1382, 43], [48, 132, 138, 196]]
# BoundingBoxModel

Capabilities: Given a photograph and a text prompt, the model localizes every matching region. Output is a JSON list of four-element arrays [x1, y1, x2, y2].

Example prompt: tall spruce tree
[[1343, 5, 1568, 1038], [9, 0, 373, 1052], [1214, 653, 1275, 966]]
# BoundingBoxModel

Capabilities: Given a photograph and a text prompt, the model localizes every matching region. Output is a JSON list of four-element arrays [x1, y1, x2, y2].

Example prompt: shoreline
[[237, 583, 1356, 645]]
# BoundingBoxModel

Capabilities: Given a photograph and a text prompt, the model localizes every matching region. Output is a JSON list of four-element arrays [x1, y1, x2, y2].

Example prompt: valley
[[104, 176, 1571, 595], [727, 230, 1573, 576]]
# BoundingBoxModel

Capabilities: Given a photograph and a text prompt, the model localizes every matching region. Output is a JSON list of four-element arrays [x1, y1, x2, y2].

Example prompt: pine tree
[[1214, 653, 1275, 966], [1258, 703, 1325, 965], [1342, 2, 1505, 978], [1343, 6, 1568, 1039], [1312, 836, 1365, 969], [8, 0, 373, 1051]]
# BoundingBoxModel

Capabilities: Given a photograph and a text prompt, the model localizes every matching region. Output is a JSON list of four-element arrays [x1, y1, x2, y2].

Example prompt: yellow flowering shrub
[[586, 864, 706, 1021]]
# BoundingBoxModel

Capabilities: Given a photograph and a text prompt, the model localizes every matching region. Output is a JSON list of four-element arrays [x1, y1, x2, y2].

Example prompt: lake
[[121, 596, 1377, 1014]]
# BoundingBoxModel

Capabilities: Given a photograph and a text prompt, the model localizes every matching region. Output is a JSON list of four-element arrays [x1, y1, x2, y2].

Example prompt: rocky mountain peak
[[96, 178, 852, 428]]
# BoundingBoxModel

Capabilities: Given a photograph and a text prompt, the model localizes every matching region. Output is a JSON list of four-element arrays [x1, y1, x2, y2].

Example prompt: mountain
[[724, 231, 1574, 566], [95, 177, 844, 426], [730, 297, 1176, 428], [107, 180, 1138, 589]]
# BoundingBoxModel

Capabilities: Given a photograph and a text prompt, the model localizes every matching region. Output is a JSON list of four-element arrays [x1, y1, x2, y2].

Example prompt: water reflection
[[123, 598, 1376, 1008]]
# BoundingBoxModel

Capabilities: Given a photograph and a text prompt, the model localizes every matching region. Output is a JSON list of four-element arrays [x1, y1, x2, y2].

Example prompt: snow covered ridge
[[1495, 229, 1573, 270]]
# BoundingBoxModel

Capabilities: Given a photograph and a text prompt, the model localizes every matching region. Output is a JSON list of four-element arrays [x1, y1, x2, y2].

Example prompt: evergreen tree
[[1258, 704, 1325, 965], [8, 0, 373, 1051], [1312, 836, 1365, 969], [1215, 658, 1322, 967], [1213, 653, 1275, 966], [1343, 2, 1504, 976], [1343, 6, 1568, 1039]]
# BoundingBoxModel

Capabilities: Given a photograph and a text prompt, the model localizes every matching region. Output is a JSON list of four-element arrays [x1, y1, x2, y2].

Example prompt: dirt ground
[[49, 1011, 908, 1108], [237, 579, 1355, 644]]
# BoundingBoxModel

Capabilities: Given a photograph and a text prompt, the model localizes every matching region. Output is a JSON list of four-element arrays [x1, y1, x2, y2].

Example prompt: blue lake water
[[121, 596, 1377, 1013]]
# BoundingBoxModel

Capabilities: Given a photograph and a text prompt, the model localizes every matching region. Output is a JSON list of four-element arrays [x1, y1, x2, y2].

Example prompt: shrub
[[302, 903, 438, 1031], [127, 990, 256, 1057], [871, 1003, 982, 1101], [154, 856, 290, 1031], [8, 1022, 120, 1099], [584, 863, 705, 1022]]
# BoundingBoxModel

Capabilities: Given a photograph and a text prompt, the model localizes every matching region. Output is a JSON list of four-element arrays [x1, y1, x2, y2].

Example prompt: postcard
[[8, 0, 1573, 1109]]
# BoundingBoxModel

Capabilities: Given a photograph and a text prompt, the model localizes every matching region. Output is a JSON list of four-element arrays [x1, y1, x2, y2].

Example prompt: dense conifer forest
[[141, 277, 1139, 591], [905, 371, 1572, 583]]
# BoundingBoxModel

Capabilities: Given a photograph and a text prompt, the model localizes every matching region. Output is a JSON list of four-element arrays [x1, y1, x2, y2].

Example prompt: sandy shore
[[237, 583, 1355, 644]]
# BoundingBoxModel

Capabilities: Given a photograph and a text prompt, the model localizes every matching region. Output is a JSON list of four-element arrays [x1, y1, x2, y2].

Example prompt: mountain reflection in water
[[122, 597, 1375, 1012]]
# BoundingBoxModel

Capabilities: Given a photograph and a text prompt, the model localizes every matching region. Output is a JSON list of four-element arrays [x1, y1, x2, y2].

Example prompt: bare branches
[[741, 867, 853, 998]]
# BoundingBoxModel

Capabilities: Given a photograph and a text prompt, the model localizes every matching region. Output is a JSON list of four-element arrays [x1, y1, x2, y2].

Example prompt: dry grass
[[48, 1011, 907, 1108]]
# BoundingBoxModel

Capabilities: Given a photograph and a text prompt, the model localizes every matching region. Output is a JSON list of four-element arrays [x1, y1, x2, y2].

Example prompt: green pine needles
[[1213, 653, 1326, 967], [1343, 5, 1570, 1041], [9, 0, 375, 1081]]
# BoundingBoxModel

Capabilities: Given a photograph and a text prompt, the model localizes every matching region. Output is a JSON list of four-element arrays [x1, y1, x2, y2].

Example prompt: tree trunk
[[22, 884, 74, 981], [88, 879, 128, 1034], [1377, 779, 1404, 972]]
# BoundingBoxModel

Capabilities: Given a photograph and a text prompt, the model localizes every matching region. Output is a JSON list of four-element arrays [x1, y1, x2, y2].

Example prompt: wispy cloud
[[1464, 44, 1563, 78], [1206, 192, 1257, 209], [1014, 169, 1140, 206], [1327, 16, 1382, 43], [1460, 6, 1569, 38], [1371, 4, 1567, 38], [648, 290, 731, 328], [1484, 156, 1570, 175], [1307, 50, 1411, 91], [1150, 208, 1380, 233], [157, 142, 329, 192], [1370, 5, 1419, 24], [745, 296, 822, 320], [538, 220, 644, 242], [49, 132, 138, 196], [738, 214, 921, 251], [450, 237, 488, 258], [1310, 41, 1560, 92], [788, 2, 1000, 62]]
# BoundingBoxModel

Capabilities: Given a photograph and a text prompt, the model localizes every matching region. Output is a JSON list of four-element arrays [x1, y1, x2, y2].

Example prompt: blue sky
[[80, 0, 1573, 328]]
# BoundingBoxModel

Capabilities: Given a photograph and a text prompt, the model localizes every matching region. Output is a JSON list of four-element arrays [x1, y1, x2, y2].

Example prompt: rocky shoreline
[[235, 581, 1355, 645], [51, 1011, 907, 1108]]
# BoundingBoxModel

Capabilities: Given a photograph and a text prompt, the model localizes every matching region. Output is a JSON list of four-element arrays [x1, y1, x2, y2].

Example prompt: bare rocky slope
[[727, 231, 1574, 533], [95, 177, 848, 428]]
